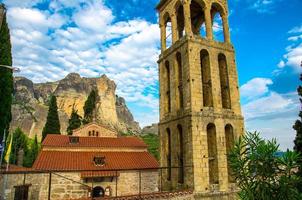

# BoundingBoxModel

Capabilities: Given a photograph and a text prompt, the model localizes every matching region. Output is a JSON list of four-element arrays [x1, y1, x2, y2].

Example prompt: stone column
[[183, 0, 192, 37], [205, 6, 213, 40], [171, 13, 178, 43], [222, 14, 231, 43], [160, 22, 166, 52]]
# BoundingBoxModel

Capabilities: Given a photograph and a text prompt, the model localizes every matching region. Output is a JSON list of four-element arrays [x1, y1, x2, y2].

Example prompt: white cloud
[[251, 0, 282, 13], [6, 0, 161, 126], [278, 25, 302, 73], [73, 2, 113, 33], [240, 78, 273, 100]]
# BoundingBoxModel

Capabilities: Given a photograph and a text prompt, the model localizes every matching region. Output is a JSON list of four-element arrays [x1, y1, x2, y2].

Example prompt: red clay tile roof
[[0, 164, 32, 172], [42, 135, 147, 148], [80, 171, 119, 178], [33, 151, 159, 171]]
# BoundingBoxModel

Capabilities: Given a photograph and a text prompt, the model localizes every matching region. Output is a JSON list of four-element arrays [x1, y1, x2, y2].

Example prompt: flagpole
[[2, 132, 12, 200], [0, 129, 6, 169]]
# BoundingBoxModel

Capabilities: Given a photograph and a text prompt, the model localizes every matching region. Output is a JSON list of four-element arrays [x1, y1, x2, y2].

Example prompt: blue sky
[[1, 0, 302, 150]]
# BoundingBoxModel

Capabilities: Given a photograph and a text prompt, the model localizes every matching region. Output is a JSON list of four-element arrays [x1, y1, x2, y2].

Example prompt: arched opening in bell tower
[[176, 52, 183, 109], [225, 124, 235, 183], [165, 61, 171, 113], [207, 123, 219, 184], [177, 124, 184, 184], [211, 3, 225, 42], [218, 53, 231, 109], [200, 49, 213, 107], [166, 128, 172, 181], [190, 0, 206, 37], [164, 13, 172, 48], [176, 3, 185, 39]]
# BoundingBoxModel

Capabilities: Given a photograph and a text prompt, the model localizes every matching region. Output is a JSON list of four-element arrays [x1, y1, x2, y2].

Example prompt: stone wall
[[0, 170, 158, 200], [157, 0, 244, 197]]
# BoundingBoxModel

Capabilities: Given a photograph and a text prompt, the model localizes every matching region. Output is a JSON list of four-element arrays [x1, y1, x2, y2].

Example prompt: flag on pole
[[4, 134, 12, 163]]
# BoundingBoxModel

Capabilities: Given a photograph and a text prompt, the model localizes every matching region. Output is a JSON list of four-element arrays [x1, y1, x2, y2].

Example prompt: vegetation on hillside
[[67, 107, 82, 135], [140, 133, 159, 160], [121, 131, 159, 160], [0, 6, 13, 142], [229, 131, 302, 200], [42, 95, 61, 141], [4, 128, 40, 167], [83, 89, 98, 124]]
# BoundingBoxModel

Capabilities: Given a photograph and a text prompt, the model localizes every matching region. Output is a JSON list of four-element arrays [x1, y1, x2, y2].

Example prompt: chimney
[[0, 4, 5, 30]]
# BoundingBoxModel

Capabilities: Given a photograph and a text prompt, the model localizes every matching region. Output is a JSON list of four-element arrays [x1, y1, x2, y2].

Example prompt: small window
[[94, 156, 105, 166], [69, 136, 79, 144], [92, 130, 95, 136], [96, 132, 99, 137], [89, 131, 91, 136]]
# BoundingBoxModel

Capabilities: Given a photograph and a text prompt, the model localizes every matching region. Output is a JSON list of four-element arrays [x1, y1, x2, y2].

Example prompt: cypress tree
[[0, 5, 13, 142], [83, 89, 97, 124], [294, 64, 302, 192], [67, 108, 82, 135], [42, 95, 61, 141], [294, 65, 302, 153]]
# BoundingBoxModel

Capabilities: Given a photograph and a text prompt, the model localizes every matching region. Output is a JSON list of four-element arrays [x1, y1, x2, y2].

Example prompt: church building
[[0, 123, 159, 200]]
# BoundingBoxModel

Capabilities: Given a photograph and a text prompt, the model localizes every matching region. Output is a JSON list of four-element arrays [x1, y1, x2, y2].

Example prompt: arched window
[[165, 61, 171, 113], [166, 128, 172, 181], [218, 54, 231, 109], [190, 0, 206, 37], [92, 130, 95, 136], [88, 131, 91, 136], [164, 14, 172, 48], [176, 3, 185, 39], [225, 124, 235, 183], [207, 123, 219, 184], [96, 131, 99, 137], [92, 186, 105, 198], [176, 52, 183, 109], [200, 50, 213, 107], [211, 3, 225, 42], [177, 125, 184, 184]]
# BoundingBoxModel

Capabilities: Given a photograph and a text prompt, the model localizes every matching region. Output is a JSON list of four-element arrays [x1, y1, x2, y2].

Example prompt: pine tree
[[0, 5, 13, 142], [83, 89, 97, 124], [67, 108, 82, 135], [42, 95, 61, 141]]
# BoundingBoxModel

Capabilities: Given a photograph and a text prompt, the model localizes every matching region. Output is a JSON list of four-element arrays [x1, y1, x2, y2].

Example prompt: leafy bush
[[229, 131, 302, 200]]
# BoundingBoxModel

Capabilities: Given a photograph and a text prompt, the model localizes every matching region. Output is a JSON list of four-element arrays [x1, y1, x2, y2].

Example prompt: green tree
[[23, 134, 39, 167], [67, 108, 82, 135], [294, 72, 302, 153], [293, 64, 302, 191], [83, 89, 97, 124], [229, 131, 302, 200], [42, 95, 60, 141], [0, 5, 13, 142], [5, 128, 27, 165]]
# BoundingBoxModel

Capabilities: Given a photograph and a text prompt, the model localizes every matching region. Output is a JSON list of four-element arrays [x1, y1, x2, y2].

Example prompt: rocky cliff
[[10, 73, 140, 140]]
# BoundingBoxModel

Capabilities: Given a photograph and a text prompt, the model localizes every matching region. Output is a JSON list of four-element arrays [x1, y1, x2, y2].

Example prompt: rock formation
[[141, 123, 158, 135], [10, 73, 141, 140]]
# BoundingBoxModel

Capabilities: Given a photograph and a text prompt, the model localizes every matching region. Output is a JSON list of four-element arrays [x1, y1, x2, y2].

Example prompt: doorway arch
[[92, 186, 105, 198]]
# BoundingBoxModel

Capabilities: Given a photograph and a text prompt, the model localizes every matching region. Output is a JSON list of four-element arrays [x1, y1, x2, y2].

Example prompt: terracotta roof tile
[[80, 171, 119, 178], [0, 164, 32, 172], [33, 151, 159, 171], [42, 135, 147, 148]]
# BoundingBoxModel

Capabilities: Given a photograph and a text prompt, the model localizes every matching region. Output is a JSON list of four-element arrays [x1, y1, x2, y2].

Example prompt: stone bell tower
[[156, 0, 244, 197]]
